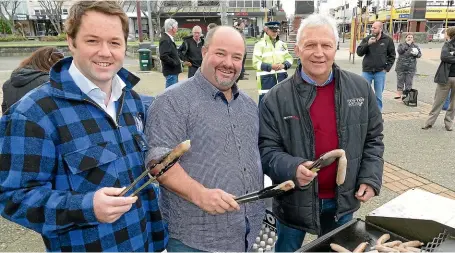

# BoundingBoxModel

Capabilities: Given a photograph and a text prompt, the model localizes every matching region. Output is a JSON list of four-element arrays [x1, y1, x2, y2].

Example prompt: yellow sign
[[350, 18, 357, 55], [425, 7, 455, 19], [393, 8, 410, 19], [377, 10, 389, 21]]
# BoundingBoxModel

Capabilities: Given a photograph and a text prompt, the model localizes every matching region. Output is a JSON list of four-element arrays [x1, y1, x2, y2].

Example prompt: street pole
[[389, 0, 394, 35], [220, 0, 228, 26], [146, 0, 153, 42], [342, 0, 346, 43], [136, 0, 143, 42], [445, 1, 449, 29]]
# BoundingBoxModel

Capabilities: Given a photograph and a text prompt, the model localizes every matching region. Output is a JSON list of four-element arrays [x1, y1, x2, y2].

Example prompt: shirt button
[[243, 168, 246, 172]]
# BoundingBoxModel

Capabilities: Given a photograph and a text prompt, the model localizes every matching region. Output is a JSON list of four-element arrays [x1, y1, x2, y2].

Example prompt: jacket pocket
[[63, 142, 122, 192]]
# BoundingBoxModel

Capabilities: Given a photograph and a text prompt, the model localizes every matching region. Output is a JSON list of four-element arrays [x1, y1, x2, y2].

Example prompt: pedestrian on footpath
[[259, 14, 384, 252], [145, 26, 264, 252], [357, 21, 396, 111], [423, 26, 455, 131], [159, 18, 182, 88], [178, 25, 204, 78], [0, 1, 168, 251], [1, 46, 64, 113], [395, 33, 421, 99]]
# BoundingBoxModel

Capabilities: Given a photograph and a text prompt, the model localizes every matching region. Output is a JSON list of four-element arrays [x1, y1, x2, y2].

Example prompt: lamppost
[[342, 0, 346, 43]]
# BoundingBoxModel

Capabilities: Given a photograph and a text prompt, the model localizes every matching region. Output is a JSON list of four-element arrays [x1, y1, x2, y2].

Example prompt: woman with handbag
[[423, 27, 455, 131], [395, 34, 421, 99]]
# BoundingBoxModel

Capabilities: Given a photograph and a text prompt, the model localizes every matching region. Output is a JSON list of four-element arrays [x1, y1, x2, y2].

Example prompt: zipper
[[83, 98, 119, 128], [334, 69, 342, 223]]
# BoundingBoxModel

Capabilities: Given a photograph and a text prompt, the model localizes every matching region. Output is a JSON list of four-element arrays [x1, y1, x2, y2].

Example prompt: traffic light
[[261, 0, 265, 8], [387, 0, 392, 5], [362, 6, 367, 13], [450, 0, 454, 7], [372, 6, 377, 13], [357, 0, 362, 8], [366, 0, 372, 6]]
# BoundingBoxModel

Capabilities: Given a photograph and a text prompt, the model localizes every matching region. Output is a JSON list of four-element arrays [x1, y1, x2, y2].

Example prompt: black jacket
[[159, 33, 182, 76], [2, 67, 49, 113], [258, 65, 384, 234], [435, 39, 455, 84], [178, 35, 204, 68], [357, 33, 396, 72]]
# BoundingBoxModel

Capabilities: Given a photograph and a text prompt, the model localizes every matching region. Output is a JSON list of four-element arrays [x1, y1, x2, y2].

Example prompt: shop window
[[245, 0, 252, 7]]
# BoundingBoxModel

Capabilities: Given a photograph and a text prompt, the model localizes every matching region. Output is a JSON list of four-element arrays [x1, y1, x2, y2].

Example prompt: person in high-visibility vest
[[253, 21, 293, 101]]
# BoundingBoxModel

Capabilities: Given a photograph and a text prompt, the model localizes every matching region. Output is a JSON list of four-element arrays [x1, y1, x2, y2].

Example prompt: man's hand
[[271, 63, 283, 71], [296, 161, 317, 187], [355, 184, 375, 203], [367, 36, 377, 45], [93, 187, 138, 223], [183, 61, 192, 67], [194, 188, 240, 215]]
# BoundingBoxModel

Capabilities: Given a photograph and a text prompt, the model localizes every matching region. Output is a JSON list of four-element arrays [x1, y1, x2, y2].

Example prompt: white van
[[434, 28, 446, 41]]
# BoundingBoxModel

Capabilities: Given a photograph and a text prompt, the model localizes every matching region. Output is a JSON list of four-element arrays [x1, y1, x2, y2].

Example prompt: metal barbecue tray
[[297, 218, 410, 252]]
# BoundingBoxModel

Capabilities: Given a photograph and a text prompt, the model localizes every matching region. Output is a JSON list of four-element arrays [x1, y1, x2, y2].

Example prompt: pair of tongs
[[234, 180, 295, 204], [119, 140, 191, 197], [307, 149, 347, 186]]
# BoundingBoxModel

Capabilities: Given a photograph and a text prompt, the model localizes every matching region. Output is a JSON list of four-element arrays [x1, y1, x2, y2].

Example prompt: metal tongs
[[234, 180, 296, 204], [307, 149, 347, 186], [119, 140, 191, 197]]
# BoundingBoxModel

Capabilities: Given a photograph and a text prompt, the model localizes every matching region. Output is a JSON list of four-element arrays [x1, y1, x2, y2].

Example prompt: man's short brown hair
[[65, 1, 129, 45], [447, 27, 455, 40]]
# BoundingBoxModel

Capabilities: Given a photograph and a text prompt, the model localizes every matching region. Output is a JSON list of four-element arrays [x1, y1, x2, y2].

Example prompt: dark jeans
[[167, 238, 205, 252], [165, 74, 178, 88], [188, 66, 198, 78], [274, 199, 354, 252], [444, 90, 451, 110]]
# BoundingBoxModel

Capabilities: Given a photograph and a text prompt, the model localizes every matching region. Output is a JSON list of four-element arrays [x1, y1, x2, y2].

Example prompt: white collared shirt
[[165, 32, 175, 42], [68, 62, 126, 123]]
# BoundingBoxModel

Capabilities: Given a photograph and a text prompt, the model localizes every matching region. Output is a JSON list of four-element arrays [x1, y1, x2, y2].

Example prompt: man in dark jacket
[[178, 25, 204, 78], [357, 21, 396, 111], [259, 14, 384, 252], [159, 18, 182, 88], [2, 68, 49, 113]]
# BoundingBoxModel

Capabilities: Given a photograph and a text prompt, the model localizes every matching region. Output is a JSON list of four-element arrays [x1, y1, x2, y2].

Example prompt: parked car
[[433, 28, 446, 41]]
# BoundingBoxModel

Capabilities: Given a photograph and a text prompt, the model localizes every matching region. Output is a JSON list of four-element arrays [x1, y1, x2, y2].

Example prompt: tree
[[0, 0, 20, 34], [38, 0, 64, 35]]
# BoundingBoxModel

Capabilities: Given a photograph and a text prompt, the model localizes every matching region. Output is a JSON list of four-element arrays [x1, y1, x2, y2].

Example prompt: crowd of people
[[0, 1, 452, 252]]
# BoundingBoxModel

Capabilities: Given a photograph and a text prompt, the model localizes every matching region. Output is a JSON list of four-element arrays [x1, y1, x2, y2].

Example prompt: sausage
[[401, 241, 424, 248], [393, 246, 409, 252], [160, 140, 191, 166], [375, 245, 399, 252], [376, 234, 391, 245], [330, 243, 352, 252], [353, 242, 369, 253], [336, 150, 347, 185], [382, 241, 402, 248], [405, 246, 422, 252]]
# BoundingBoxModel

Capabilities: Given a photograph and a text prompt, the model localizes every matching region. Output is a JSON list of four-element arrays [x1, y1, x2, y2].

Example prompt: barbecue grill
[[296, 188, 455, 252]]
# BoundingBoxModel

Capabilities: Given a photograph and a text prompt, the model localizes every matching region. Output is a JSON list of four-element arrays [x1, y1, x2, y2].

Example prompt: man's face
[[67, 11, 125, 88], [371, 23, 382, 37], [406, 35, 413, 43], [201, 29, 244, 90], [266, 27, 279, 39], [295, 25, 336, 82], [193, 28, 202, 41]]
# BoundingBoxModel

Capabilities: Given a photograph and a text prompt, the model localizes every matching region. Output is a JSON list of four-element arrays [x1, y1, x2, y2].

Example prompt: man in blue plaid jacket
[[0, 1, 167, 252]]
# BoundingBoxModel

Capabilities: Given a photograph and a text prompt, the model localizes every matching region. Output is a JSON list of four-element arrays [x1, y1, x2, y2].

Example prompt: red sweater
[[309, 79, 339, 199]]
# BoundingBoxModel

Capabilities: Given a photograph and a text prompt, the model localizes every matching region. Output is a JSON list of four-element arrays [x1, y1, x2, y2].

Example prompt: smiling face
[[67, 11, 125, 88], [295, 24, 336, 84], [200, 27, 245, 91]]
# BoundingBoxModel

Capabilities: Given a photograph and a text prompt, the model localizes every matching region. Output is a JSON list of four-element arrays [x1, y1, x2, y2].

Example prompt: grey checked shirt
[[145, 70, 264, 252]]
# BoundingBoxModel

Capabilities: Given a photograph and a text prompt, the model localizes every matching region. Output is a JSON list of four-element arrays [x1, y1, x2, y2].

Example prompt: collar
[[68, 62, 125, 101], [166, 32, 174, 42], [194, 69, 239, 101], [300, 65, 333, 87]]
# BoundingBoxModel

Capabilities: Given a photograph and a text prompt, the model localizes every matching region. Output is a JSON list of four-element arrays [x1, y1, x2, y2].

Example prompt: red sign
[[235, 12, 249, 16]]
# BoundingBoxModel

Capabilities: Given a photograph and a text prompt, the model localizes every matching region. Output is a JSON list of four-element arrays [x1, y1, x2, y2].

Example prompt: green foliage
[[0, 18, 12, 34], [40, 33, 67, 41], [0, 35, 27, 42], [174, 28, 191, 41]]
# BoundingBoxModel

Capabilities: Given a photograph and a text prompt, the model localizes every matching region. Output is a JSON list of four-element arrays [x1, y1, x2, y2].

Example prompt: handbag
[[402, 89, 418, 107]]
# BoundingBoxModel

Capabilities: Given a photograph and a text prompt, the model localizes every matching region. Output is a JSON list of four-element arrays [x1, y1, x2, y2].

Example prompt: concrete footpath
[[0, 43, 454, 251]]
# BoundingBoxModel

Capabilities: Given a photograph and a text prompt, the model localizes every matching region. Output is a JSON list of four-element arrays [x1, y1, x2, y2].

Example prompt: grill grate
[[422, 230, 454, 252]]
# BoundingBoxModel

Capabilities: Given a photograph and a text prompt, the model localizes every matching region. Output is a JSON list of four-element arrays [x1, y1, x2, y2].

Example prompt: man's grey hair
[[203, 25, 245, 48], [192, 25, 202, 32], [296, 13, 339, 45], [164, 18, 178, 32]]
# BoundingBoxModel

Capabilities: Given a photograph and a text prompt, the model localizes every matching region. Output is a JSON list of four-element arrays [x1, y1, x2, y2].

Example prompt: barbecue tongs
[[235, 180, 295, 204], [307, 149, 347, 186], [119, 140, 191, 197]]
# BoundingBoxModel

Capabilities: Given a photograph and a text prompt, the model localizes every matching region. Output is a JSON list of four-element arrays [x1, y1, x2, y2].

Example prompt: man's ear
[[201, 46, 208, 58], [67, 36, 75, 52]]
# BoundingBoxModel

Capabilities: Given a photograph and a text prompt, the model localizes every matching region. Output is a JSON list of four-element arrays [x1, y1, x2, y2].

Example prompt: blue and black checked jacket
[[0, 57, 168, 252]]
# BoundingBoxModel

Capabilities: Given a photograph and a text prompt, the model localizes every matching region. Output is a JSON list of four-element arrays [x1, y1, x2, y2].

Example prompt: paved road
[[0, 44, 454, 251]]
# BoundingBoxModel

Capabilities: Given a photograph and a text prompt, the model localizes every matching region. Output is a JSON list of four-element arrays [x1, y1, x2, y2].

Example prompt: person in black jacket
[[423, 26, 455, 131], [159, 18, 182, 88], [1, 46, 64, 113], [357, 21, 396, 111], [178, 25, 204, 78], [259, 14, 384, 252]]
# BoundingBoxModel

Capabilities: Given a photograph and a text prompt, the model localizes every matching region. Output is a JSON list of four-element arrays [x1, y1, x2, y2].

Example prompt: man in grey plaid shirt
[[146, 26, 265, 252]]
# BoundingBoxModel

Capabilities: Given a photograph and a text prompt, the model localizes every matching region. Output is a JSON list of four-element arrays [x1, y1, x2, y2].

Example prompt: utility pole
[[389, 0, 394, 35], [220, 0, 228, 26], [445, 0, 453, 29], [147, 0, 153, 42], [342, 0, 346, 43], [136, 0, 143, 42]]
